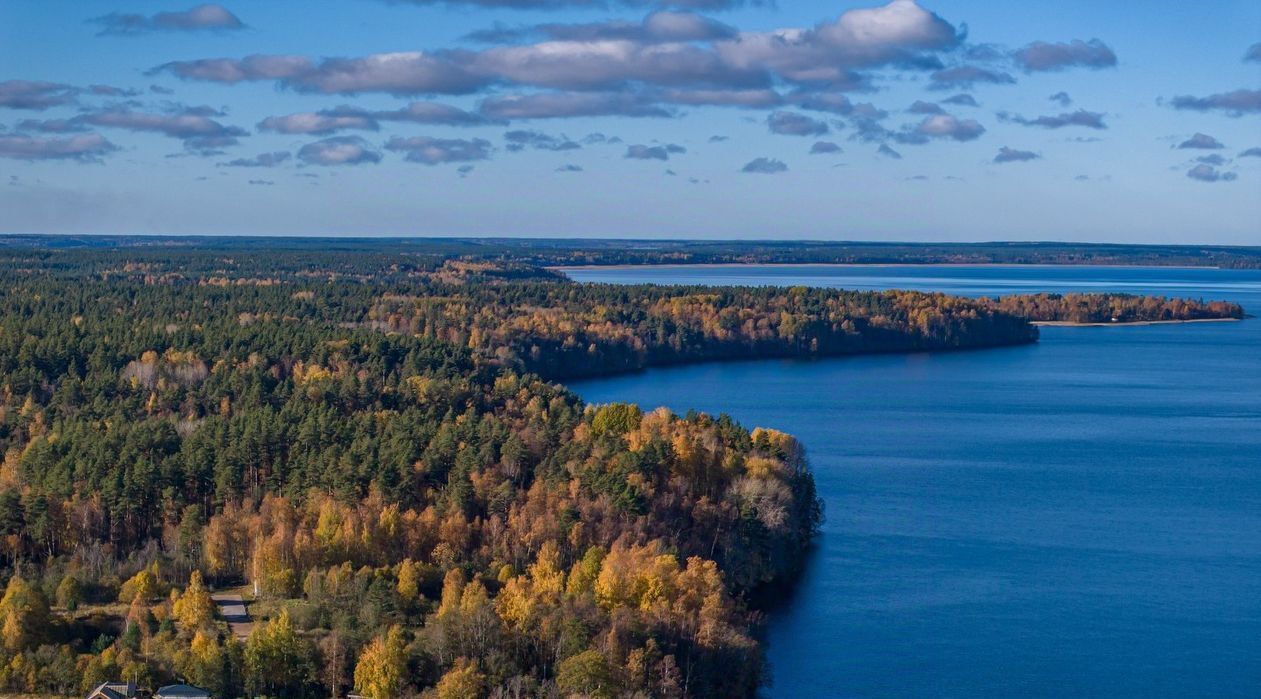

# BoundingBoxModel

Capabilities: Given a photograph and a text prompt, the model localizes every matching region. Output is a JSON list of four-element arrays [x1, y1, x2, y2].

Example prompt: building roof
[[87, 682, 136, 699], [154, 685, 211, 699]]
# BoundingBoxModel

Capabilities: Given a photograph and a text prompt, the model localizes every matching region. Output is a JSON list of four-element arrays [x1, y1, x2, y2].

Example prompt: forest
[[4, 236, 1261, 270], [0, 242, 1244, 697], [985, 293, 1243, 324]]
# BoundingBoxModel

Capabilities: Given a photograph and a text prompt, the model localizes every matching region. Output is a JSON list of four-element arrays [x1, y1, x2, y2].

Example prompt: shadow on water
[[748, 536, 825, 698]]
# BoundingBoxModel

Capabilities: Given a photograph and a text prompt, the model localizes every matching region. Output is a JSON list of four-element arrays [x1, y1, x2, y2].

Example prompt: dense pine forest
[[0, 242, 1243, 697]]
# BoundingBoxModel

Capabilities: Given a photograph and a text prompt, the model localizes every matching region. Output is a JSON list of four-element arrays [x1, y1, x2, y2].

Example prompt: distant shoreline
[[1032, 318, 1241, 327], [552, 262, 1225, 272]]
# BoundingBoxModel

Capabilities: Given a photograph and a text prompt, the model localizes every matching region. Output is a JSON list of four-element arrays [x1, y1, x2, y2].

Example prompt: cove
[[564, 265, 1261, 698]]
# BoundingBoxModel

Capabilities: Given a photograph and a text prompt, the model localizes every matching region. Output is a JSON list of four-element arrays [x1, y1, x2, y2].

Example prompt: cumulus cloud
[[258, 111, 378, 135], [993, 146, 1039, 163], [908, 100, 944, 114], [625, 143, 685, 160], [369, 102, 491, 125], [89, 84, 142, 97], [1186, 163, 1236, 182], [906, 114, 984, 141], [151, 54, 314, 84], [1195, 154, 1227, 166], [741, 157, 787, 173], [385, 136, 492, 164], [767, 111, 829, 136], [386, 0, 748, 10], [0, 133, 117, 162], [258, 101, 490, 134], [1168, 89, 1261, 117], [471, 12, 738, 44], [929, 65, 1015, 89], [472, 41, 765, 92], [661, 88, 781, 108], [714, 0, 961, 84], [15, 118, 90, 133], [0, 80, 79, 110], [91, 3, 245, 36], [153, 52, 488, 95], [877, 143, 902, 159], [297, 136, 382, 165], [1013, 39, 1117, 72], [78, 106, 248, 154], [219, 151, 291, 167], [1049, 91, 1072, 106], [810, 140, 841, 154], [160, 40, 754, 97], [1240, 147, 1261, 158], [785, 93, 892, 142], [479, 92, 670, 119], [1247, 43, 1261, 63], [155, 1, 963, 98], [583, 132, 622, 144], [1177, 133, 1224, 150], [940, 93, 978, 107], [504, 130, 581, 151], [791, 92, 857, 115], [1000, 109, 1106, 129]]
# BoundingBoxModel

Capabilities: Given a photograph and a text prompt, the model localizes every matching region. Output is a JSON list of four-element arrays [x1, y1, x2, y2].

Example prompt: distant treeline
[[523, 240, 1261, 270], [4, 236, 1260, 269], [988, 293, 1244, 324]]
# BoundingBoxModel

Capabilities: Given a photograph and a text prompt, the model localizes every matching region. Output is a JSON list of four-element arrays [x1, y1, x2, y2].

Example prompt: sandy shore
[[1033, 317, 1241, 327]]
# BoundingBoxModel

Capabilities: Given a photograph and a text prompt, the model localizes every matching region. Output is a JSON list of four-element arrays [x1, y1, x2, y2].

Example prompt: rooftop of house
[[153, 685, 211, 699], [87, 682, 137, 699]]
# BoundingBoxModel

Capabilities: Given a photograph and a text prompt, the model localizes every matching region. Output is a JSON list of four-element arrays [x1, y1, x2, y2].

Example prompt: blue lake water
[[563, 265, 1261, 698]]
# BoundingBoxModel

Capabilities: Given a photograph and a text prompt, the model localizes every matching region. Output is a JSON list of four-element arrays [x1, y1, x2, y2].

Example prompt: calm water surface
[[565, 265, 1261, 698]]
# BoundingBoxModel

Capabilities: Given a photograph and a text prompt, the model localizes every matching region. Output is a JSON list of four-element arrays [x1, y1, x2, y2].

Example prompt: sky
[[0, 0, 1258, 242]]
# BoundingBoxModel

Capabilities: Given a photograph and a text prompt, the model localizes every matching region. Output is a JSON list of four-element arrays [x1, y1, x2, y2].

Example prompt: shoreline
[[1032, 317, 1241, 327], [551, 262, 1227, 272]]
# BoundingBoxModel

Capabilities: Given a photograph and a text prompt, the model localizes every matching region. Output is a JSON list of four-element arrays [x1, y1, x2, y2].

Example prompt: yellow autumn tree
[[0, 575, 49, 653], [118, 561, 160, 602], [435, 568, 465, 621], [565, 546, 606, 598], [175, 629, 227, 693], [353, 625, 408, 699], [172, 571, 216, 632], [593, 541, 680, 612], [496, 541, 565, 631], [433, 658, 484, 699], [396, 559, 420, 603], [244, 609, 311, 695]]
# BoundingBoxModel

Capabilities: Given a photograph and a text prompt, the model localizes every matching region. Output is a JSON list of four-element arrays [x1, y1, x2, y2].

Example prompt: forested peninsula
[[0, 243, 1244, 697], [986, 293, 1243, 325]]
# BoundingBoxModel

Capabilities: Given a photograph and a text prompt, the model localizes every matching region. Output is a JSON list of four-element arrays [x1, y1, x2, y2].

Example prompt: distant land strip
[[2, 236, 1260, 269]]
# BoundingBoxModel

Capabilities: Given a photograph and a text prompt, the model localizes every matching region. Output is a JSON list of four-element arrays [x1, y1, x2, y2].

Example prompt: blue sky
[[1, 0, 1258, 242]]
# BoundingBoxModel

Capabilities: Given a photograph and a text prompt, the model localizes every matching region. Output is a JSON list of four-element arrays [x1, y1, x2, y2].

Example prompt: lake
[[563, 265, 1261, 698]]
